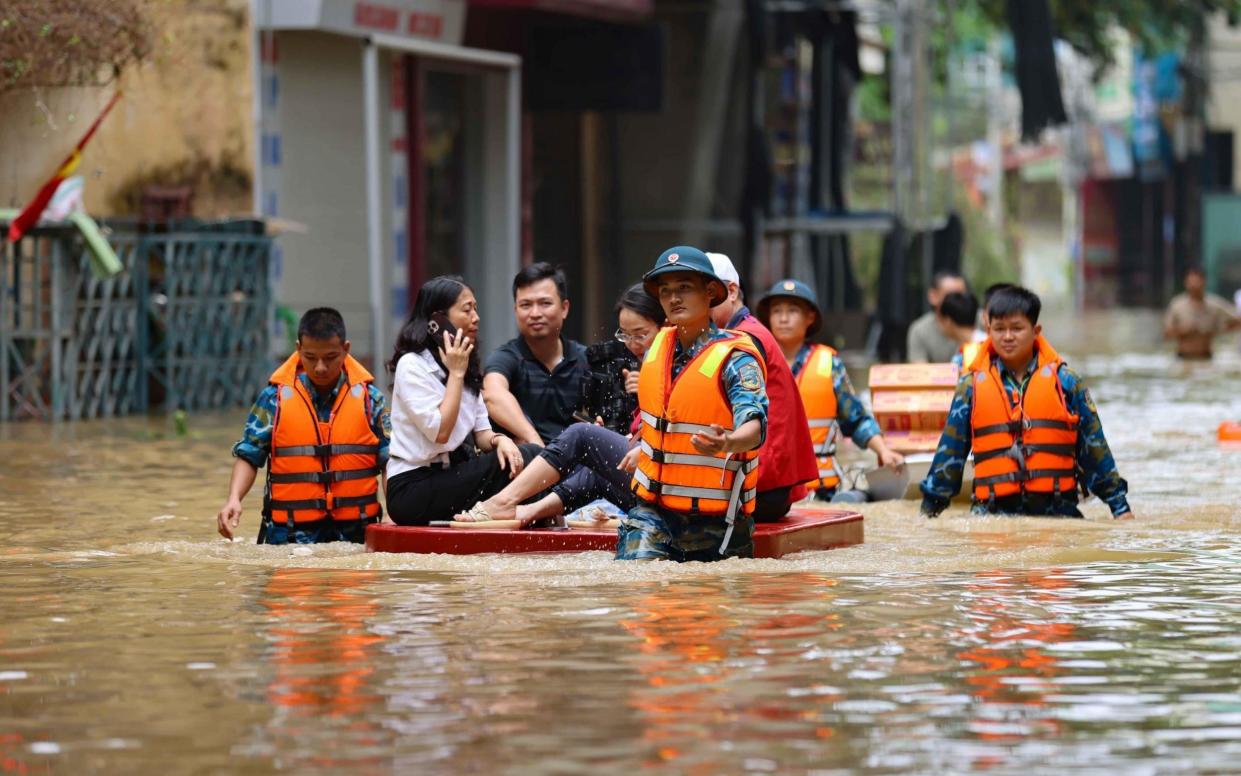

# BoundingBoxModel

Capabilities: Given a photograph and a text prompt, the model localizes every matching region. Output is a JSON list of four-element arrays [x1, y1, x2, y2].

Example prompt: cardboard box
[[869, 363, 960, 389], [883, 430, 944, 453], [871, 389, 954, 432], [869, 363, 959, 435]]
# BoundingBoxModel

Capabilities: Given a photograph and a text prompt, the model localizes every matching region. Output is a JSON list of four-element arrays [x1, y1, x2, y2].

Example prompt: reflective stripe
[[640, 410, 717, 436], [806, 419, 835, 429], [639, 440, 758, 473], [633, 468, 757, 503], [274, 443, 380, 457], [268, 468, 380, 485]]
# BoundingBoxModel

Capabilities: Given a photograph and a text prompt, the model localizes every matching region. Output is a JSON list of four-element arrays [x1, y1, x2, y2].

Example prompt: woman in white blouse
[[386, 276, 540, 525]]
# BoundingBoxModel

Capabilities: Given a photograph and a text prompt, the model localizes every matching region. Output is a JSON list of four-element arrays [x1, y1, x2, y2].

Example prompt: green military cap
[[756, 278, 822, 336], [642, 245, 727, 307]]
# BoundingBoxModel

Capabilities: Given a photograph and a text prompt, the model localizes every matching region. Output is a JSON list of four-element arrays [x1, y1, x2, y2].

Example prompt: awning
[[468, 0, 652, 22]]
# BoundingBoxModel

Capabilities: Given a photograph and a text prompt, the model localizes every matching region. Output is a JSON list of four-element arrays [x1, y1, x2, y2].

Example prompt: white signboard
[[259, 0, 466, 47]]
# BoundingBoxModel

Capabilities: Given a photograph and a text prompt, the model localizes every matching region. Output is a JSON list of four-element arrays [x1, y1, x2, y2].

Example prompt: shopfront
[[253, 0, 520, 386]]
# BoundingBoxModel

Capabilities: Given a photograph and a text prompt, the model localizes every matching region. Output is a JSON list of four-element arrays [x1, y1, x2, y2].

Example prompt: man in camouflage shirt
[[920, 287, 1133, 520]]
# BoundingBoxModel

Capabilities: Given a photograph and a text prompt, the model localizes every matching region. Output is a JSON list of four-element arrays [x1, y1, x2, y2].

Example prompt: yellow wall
[[0, 0, 253, 218]]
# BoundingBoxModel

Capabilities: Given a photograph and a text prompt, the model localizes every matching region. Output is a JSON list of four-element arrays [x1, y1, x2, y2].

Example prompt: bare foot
[[454, 498, 518, 522], [514, 503, 539, 527]]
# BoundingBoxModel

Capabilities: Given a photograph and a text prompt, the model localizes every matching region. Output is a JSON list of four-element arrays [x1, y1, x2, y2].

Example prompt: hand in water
[[217, 500, 242, 539], [1114, 511, 1135, 520], [877, 448, 905, 470], [438, 329, 474, 378]]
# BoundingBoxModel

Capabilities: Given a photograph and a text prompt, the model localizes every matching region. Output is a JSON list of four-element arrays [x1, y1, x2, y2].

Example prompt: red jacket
[[732, 313, 820, 496]]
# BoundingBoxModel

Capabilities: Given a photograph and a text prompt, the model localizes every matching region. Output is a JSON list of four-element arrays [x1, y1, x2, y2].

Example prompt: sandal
[[453, 502, 492, 523]]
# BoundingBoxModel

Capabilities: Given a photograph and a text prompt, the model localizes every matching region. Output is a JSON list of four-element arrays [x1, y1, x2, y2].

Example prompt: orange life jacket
[[793, 344, 843, 491], [632, 327, 766, 546], [969, 336, 1078, 503], [266, 353, 382, 525]]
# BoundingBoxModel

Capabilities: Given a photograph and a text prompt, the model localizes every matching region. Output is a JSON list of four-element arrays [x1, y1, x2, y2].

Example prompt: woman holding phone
[[386, 275, 541, 525]]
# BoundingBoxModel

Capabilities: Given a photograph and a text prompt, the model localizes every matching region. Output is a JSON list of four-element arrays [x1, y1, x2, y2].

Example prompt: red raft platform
[[365, 506, 863, 558]]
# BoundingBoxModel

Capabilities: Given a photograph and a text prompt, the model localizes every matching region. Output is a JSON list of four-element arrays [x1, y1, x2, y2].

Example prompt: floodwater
[[2, 310, 1240, 774]]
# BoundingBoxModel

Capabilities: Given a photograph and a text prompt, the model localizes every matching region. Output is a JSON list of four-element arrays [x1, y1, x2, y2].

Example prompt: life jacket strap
[[719, 465, 749, 555], [639, 411, 717, 436], [808, 418, 840, 456], [274, 443, 381, 457], [974, 468, 1076, 487], [633, 468, 757, 504], [268, 467, 381, 485], [1022, 419, 1075, 432], [267, 493, 380, 513], [639, 440, 759, 473], [973, 420, 1023, 438]]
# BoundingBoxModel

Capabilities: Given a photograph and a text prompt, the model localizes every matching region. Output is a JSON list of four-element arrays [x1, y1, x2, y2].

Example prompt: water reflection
[[243, 569, 387, 770], [0, 312, 1240, 771]]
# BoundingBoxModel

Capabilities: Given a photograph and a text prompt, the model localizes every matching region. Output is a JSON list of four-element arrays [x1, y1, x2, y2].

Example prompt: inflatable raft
[[366, 505, 863, 558]]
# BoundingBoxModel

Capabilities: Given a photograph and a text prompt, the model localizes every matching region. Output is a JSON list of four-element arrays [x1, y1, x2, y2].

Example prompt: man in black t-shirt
[[483, 263, 589, 446]]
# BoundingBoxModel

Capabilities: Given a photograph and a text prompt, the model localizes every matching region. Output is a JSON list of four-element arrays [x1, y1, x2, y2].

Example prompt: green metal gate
[[1, 220, 272, 421]]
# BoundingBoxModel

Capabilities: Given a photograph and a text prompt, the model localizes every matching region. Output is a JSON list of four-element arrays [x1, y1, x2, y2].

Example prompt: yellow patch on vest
[[645, 330, 667, 364], [698, 343, 730, 378], [816, 350, 833, 377]]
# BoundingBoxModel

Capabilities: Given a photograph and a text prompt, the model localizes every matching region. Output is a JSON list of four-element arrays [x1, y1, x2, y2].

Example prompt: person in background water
[[706, 253, 819, 520], [1163, 266, 1240, 360], [577, 284, 666, 435], [920, 286, 1134, 520], [907, 270, 970, 363], [616, 246, 769, 561], [939, 291, 982, 369], [385, 276, 541, 525], [457, 285, 665, 525], [757, 279, 904, 500], [217, 307, 389, 544], [483, 263, 589, 445]]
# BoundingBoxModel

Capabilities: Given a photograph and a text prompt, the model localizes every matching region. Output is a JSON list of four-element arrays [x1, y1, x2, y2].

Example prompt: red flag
[[7, 91, 122, 243]]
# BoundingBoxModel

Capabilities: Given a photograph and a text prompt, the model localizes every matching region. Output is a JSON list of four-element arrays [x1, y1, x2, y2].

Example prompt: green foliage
[[974, 0, 1238, 74]]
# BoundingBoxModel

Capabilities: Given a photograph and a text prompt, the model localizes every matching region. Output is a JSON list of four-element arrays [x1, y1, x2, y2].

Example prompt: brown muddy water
[[1, 310, 1240, 774]]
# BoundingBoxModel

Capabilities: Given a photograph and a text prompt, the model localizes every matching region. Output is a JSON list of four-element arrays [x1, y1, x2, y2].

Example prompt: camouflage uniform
[[790, 343, 882, 497], [233, 371, 390, 543], [616, 324, 769, 561], [919, 352, 1130, 518]]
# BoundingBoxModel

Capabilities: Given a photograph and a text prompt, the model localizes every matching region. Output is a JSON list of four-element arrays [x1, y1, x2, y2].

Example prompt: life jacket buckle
[[1008, 444, 1027, 468]]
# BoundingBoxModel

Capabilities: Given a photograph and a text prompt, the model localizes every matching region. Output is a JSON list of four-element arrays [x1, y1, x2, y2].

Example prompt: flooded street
[[2, 310, 1240, 774]]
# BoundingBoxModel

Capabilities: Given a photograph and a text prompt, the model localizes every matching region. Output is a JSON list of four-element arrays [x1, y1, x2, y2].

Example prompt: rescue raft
[[365, 505, 863, 557]]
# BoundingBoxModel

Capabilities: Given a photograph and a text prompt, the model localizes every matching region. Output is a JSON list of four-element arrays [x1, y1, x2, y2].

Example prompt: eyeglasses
[[614, 328, 654, 345]]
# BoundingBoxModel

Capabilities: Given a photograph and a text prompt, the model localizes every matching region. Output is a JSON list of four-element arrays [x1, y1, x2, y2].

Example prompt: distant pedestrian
[[907, 270, 970, 362], [1163, 266, 1240, 360]]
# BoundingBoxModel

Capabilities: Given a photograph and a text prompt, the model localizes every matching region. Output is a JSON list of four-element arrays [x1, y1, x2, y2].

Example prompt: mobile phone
[[428, 311, 458, 344]]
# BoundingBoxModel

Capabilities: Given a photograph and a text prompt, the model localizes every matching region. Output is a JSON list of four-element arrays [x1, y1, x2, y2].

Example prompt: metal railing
[[1, 219, 272, 421]]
